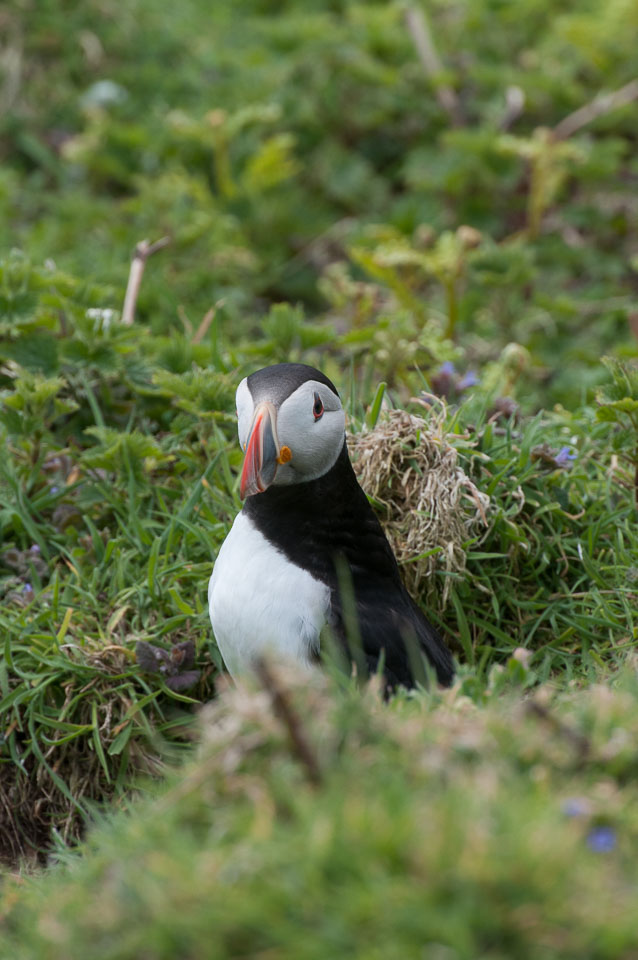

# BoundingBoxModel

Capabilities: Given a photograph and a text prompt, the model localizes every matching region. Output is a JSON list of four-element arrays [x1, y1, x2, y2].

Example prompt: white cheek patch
[[235, 378, 253, 451], [276, 381, 345, 482]]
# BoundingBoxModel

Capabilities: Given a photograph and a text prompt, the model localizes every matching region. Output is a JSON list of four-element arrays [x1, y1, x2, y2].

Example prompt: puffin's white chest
[[208, 511, 331, 678]]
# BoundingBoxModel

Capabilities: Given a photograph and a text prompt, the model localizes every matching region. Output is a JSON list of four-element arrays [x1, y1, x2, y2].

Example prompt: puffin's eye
[[312, 392, 324, 421]]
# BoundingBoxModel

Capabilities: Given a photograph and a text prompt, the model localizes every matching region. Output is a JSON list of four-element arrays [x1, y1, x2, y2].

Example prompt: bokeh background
[[3, 0, 638, 407]]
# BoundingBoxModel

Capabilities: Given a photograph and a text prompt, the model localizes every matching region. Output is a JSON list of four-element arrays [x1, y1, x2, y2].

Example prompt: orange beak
[[240, 402, 291, 498]]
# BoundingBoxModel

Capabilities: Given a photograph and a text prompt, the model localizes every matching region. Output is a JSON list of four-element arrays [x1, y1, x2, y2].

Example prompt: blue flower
[[555, 446, 576, 467], [586, 826, 616, 853], [23, 582, 34, 594], [562, 797, 589, 818], [458, 370, 480, 391], [29, 544, 41, 555], [439, 361, 456, 375], [50, 486, 60, 495]]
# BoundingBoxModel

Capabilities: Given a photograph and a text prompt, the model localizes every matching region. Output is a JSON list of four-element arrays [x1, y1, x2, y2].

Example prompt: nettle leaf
[[0, 405, 23, 434], [2, 374, 65, 411], [599, 357, 638, 402], [81, 426, 170, 479], [151, 368, 234, 419], [0, 370, 78, 436], [595, 406, 621, 424], [606, 398, 638, 414], [262, 303, 305, 358], [2, 333, 60, 375], [241, 133, 300, 194], [597, 359, 638, 431]]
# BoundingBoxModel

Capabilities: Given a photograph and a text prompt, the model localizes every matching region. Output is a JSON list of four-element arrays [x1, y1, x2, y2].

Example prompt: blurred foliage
[[596, 357, 638, 505], [1, 0, 638, 871], [5, 668, 638, 958], [0, 0, 637, 407]]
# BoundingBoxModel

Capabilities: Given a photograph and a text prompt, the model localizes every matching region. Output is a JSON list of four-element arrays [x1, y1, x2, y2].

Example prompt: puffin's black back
[[244, 441, 454, 689]]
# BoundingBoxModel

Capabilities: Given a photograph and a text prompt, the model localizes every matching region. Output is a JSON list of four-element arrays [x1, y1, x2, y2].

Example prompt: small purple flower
[[50, 486, 60, 495], [555, 446, 576, 468], [439, 361, 456, 375], [562, 797, 590, 818], [23, 582, 33, 594], [458, 370, 480, 391], [586, 826, 616, 853], [29, 545, 41, 555]]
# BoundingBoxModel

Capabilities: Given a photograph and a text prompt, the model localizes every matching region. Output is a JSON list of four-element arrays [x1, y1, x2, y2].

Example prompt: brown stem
[[553, 78, 638, 141], [193, 301, 224, 345], [121, 237, 170, 326], [526, 700, 590, 764], [255, 657, 322, 786], [404, 6, 464, 127]]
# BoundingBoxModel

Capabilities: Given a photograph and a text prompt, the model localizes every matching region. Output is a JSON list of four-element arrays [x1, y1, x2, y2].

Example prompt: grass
[[0, 260, 636, 859], [1, 300, 636, 858], [1, 0, 638, 949], [3, 665, 638, 958], [3, 0, 638, 406]]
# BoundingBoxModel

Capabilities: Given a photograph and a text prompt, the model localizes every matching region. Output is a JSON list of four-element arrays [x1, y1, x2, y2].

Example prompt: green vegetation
[[1, 0, 638, 951], [4, 669, 638, 959], [4, 0, 638, 406]]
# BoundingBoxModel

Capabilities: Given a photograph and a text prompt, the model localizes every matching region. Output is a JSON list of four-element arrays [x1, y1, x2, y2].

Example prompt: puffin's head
[[236, 363, 345, 498]]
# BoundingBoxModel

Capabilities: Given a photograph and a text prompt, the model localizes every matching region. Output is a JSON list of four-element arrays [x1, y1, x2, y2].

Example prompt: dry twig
[[193, 301, 224, 345], [404, 5, 464, 127], [553, 78, 638, 141], [526, 700, 591, 763], [121, 237, 171, 326], [0, 19, 23, 117], [255, 657, 322, 786]]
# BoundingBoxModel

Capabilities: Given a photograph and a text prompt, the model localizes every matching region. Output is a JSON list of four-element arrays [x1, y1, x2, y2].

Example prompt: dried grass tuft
[[349, 408, 490, 602], [0, 648, 176, 867]]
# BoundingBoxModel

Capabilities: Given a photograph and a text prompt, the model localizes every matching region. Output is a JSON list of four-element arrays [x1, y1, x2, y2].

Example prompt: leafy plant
[[0, 371, 78, 448], [1, 0, 638, 879], [596, 356, 638, 505]]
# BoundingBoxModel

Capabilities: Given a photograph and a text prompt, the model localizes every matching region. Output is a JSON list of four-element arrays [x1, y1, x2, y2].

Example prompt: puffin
[[208, 363, 454, 690]]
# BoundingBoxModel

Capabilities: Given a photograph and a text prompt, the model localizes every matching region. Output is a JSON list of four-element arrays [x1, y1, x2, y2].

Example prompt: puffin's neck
[[243, 440, 359, 523], [242, 441, 399, 591]]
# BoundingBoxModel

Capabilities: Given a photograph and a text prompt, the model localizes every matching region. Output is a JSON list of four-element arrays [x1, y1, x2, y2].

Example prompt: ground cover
[[0, 0, 637, 947]]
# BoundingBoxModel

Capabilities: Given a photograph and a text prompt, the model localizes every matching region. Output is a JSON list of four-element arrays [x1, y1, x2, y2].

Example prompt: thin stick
[[553, 78, 638, 141], [526, 700, 591, 762], [255, 657, 322, 786], [404, 6, 464, 127], [177, 305, 193, 336], [0, 27, 23, 116], [121, 237, 170, 326], [193, 300, 225, 345]]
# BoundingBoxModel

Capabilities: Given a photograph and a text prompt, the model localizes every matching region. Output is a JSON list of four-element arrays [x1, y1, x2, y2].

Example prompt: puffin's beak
[[240, 402, 291, 498]]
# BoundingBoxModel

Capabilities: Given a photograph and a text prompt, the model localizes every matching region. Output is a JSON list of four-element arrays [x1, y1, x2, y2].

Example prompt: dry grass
[[350, 408, 489, 601], [0, 646, 185, 867]]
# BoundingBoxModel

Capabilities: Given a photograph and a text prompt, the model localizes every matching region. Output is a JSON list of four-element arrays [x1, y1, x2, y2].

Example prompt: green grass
[[3, 667, 638, 959], [0, 262, 636, 857], [3, 0, 638, 406], [1, 0, 638, 948]]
